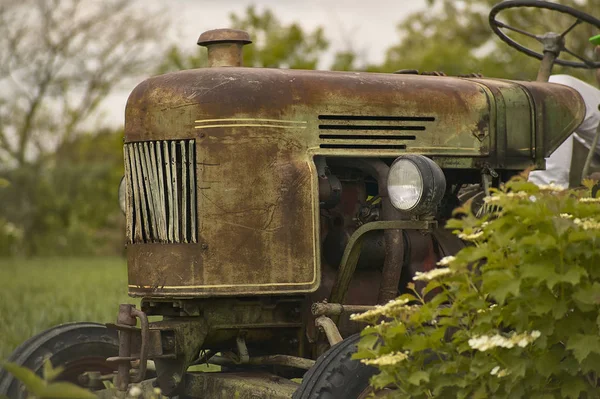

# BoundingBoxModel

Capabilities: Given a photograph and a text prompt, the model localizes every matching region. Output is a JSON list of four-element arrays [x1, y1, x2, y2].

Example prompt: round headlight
[[118, 176, 126, 215], [387, 155, 446, 215]]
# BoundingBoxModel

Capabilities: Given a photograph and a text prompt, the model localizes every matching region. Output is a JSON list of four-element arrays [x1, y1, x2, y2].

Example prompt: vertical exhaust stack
[[197, 29, 252, 67]]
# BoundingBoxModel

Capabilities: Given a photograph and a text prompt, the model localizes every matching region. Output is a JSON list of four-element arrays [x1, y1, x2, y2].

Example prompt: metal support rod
[[130, 308, 149, 383], [378, 229, 405, 304], [536, 51, 557, 82], [329, 220, 436, 305], [311, 302, 375, 317], [115, 305, 136, 391], [236, 335, 250, 364], [209, 355, 316, 370], [315, 316, 343, 346], [581, 105, 600, 182]]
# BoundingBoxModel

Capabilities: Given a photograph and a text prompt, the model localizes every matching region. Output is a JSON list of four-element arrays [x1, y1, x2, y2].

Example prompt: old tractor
[[1, 1, 599, 398]]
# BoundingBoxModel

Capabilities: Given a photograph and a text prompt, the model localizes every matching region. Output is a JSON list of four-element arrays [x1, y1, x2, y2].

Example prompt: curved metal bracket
[[328, 220, 436, 305]]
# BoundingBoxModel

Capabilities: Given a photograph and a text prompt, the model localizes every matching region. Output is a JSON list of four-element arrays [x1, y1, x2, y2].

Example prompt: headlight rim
[[118, 176, 126, 215], [387, 155, 446, 216]]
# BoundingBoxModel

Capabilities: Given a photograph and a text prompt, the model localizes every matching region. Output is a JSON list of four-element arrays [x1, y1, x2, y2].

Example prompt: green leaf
[[521, 262, 586, 290], [580, 352, 600, 374], [483, 270, 520, 304], [568, 230, 591, 243], [404, 334, 430, 353], [371, 371, 397, 390], [43, 359, 64, 382], [566, 334, 600, 362], [552, 300, 569, 320], [534, 349, 561, 377], [519, 233, 556, 250], [407, 370, 430, 386], [1, 363, 46, 395], [39, 382, 97, 398], [560, 376, 588, 399], [572, 282, 600, 306]]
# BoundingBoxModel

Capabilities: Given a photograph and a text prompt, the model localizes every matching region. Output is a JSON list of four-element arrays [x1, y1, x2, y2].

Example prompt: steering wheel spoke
[[560, 19, 582, 37], [495, 20, 541, 41], [563, 47, 596, 68]]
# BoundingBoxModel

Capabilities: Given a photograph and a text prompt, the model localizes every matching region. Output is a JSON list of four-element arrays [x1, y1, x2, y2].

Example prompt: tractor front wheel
[[293, 333, 379, 399], [0, 322, 119, 398]]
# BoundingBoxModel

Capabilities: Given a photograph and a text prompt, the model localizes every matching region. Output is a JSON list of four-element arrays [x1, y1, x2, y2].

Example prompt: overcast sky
[[101, 0, 427, 126]]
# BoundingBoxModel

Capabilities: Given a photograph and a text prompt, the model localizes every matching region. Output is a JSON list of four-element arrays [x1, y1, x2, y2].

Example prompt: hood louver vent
[[318, 115, 434, 150]]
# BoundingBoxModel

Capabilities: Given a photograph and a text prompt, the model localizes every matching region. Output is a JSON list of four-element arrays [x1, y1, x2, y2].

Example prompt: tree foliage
[[0, 0, 166, 168], [381, 0, 599, 82], [0, 0, 165, 255], [0, 129, 125, 256], [158, 6, 329, 73], [355, 176, 600, 398]]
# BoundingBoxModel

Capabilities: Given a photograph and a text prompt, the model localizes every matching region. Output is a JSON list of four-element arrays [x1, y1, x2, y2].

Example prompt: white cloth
[[528, 75, 600, 188]]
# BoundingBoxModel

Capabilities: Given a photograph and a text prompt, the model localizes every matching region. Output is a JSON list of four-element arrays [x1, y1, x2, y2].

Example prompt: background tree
[[0, 0, 166, 255], [381, 0, 598, 82], [158, 6, 330, 73]]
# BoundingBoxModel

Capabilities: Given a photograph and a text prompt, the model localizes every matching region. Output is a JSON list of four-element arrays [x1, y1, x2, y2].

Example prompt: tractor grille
[[318, 115, 434, 150], [124, 140, 197, 244]]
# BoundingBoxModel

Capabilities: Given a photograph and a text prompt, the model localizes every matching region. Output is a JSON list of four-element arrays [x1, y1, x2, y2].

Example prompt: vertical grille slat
[[141, 143, 158, 240], [125, 140, 197, 244], [127, 147, 143, 242], [123, 145, 134, 241], [170, 141, 180, 243], [153, 142, 167, 241], [134, 143, 152, 241], [163, 142, 174, 242], [181, 141, 188, 244], [188, 140, 197, 243]]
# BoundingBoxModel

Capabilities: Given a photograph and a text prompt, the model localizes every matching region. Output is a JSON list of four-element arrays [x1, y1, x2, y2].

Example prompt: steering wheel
[[489, 0, 600, 69]]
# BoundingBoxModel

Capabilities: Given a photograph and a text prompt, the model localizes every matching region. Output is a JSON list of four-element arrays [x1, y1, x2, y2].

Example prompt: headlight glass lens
[[388, 159, 423, 210]]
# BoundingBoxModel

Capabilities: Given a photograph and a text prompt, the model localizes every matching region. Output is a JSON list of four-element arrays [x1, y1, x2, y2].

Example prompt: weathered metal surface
[[197, 29, 251, 67], [115, 304, 136, 391], [184, 371, 298, 399], [139, 297, 303, 358], [124, 63, 584, 298], [209, 354, 315, 370], [378, 229, 404, 304], [514, 80, 586, 164], [197, 28, 252, 45], [315, 316, 343, 346], [311, 302, 375, 317], [329, 220, 437, 305]]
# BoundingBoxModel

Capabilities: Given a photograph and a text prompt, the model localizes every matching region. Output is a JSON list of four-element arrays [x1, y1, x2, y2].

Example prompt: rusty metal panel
[[123, 67, 584, 297], [125, 69, 492, 158], [512, 80, 585, 166]]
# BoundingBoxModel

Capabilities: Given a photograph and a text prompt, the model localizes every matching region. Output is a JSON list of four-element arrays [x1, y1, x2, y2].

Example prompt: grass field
[[0, 257, 135, 360]]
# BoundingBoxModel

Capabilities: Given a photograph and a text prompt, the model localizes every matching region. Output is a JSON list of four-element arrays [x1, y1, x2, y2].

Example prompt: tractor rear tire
[[293, 333, 378, 399], [0, 322, 119, 398]]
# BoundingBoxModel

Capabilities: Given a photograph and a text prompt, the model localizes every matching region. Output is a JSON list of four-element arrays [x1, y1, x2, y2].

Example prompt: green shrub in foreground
[[354, 176, 600, 398]]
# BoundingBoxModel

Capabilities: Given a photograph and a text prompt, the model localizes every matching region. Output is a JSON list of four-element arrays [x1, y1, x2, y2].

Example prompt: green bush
[[354, 176, 600, 398]]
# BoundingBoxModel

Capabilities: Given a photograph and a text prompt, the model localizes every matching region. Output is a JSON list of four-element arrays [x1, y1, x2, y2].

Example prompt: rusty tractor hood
[[125, 67, 585, 169], [122, 67, 584, 298]]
